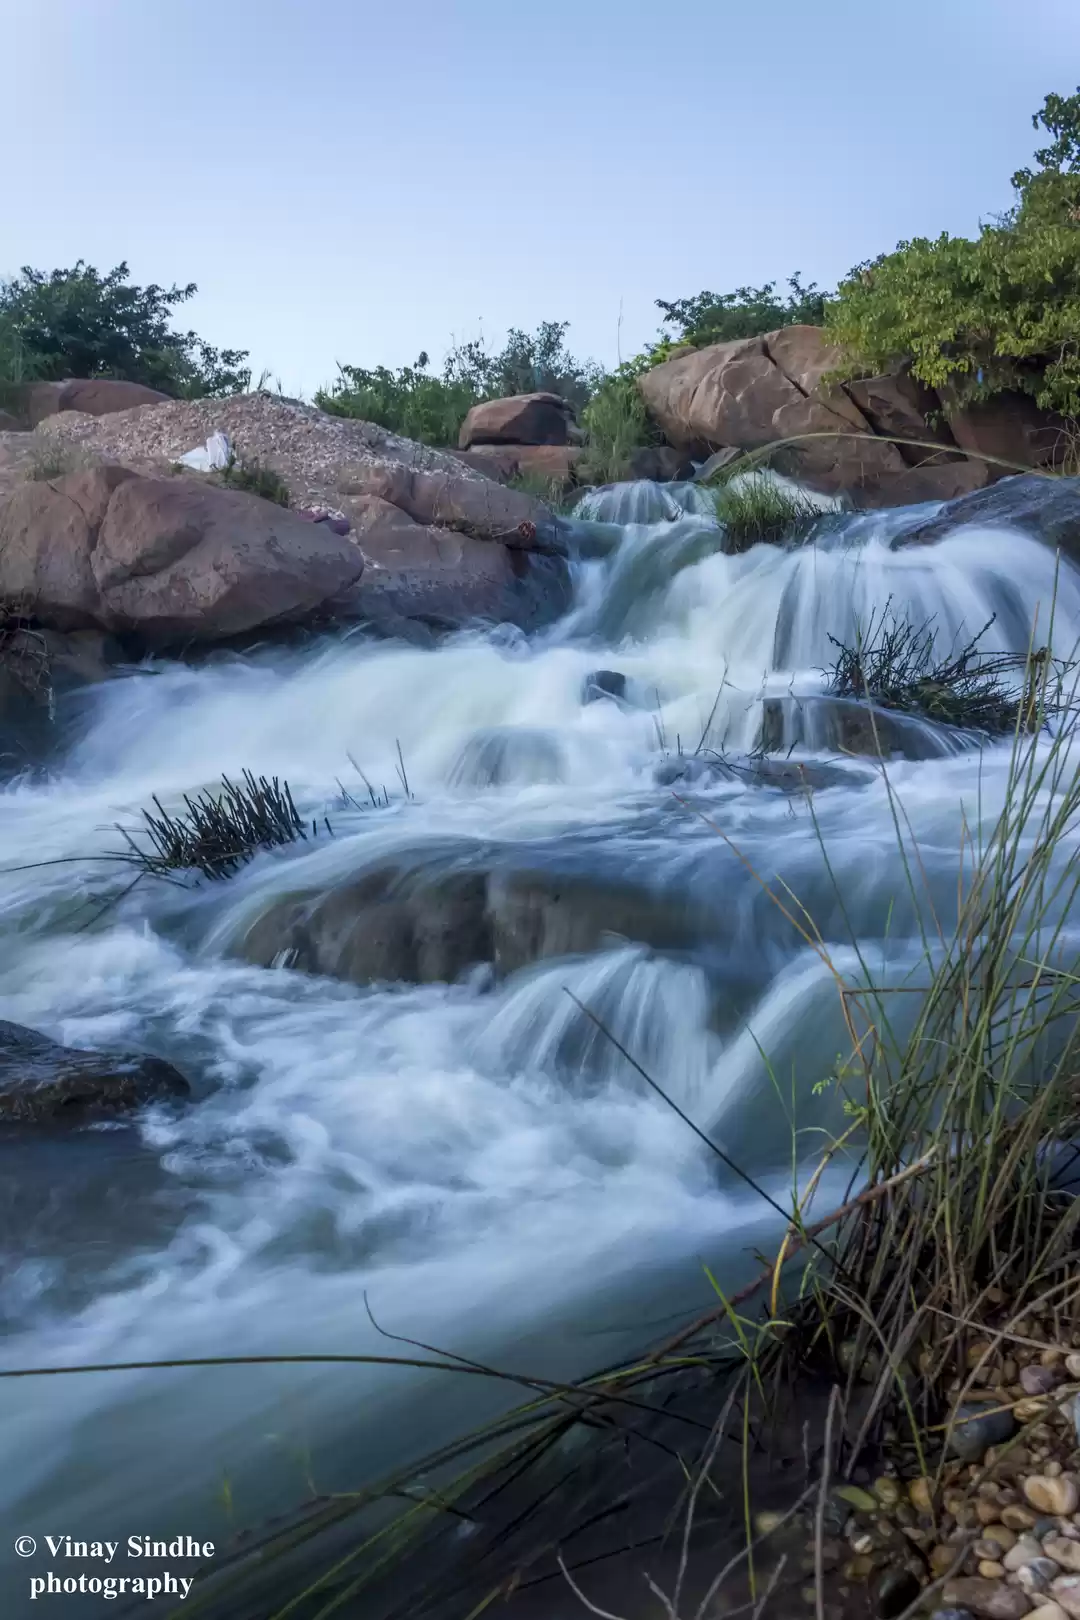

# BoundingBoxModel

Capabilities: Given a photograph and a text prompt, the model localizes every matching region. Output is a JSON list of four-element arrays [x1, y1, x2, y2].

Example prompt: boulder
[[454, 445, 585, 490], [941, 384, 1067, 471], [459, 392, 576, 449], [331, 494, 571, 632], [0, 464, 366, 643], [447, 727, 566, 789], [844, 370, 956, 465], [896, 473, 1080, 560], [19, 379, 172, 428], [655, 751, 862, 793], [626, 445, 700, 482], [638, 327, 907, 500], [0, 1020, 189, 1125]]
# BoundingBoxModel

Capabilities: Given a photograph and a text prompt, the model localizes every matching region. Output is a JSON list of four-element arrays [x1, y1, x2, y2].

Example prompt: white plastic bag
[[177, 430, 232, 472]]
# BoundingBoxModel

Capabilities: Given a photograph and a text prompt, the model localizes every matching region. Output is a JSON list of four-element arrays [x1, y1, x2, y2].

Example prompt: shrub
[[0, 262, 250, 399], [656, 273, 829, 348], [711, 472, 823, 551], [216, 454, 290, 507], [316, 323, 601, 445], [826, 89, 1080, 415]]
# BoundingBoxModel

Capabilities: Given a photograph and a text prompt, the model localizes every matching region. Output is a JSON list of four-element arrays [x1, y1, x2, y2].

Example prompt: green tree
[[655, 273, 829, 348], [0, 262, 250, 397], [826, 88, 1080, 415]]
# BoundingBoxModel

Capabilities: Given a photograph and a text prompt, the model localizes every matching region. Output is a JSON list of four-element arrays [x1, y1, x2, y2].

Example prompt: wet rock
[[949, 1400, 1017, 1461], [581, 669, 629, 705], [758, 692, 983, 761], [898, 473, 1080, 564], [1025, 1476, 1080, 1516], [655, 750, 859, 794], [0, 1020, 189, 1126], [447, 727, 565, 790], [942, 1576, 1034, 1618]]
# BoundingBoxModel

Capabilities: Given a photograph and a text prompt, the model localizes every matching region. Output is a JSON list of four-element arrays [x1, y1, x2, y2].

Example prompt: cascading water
[[2, 479, 1080, 1615]]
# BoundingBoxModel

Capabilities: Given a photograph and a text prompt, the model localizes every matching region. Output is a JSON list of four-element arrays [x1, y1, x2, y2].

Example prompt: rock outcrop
[[637, 326, 1063, 505], [454, 444, 585, 490], [459, 392, 577, 449], [0, 1020, 189, 1125], [28, 393, 569, 635], [0, 464, 366, 643]]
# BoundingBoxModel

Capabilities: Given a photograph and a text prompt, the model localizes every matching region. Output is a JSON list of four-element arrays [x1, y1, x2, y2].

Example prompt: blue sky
[[5, 0, 1080, 395]]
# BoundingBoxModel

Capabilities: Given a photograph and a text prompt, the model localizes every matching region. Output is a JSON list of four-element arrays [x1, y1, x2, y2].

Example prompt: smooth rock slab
[[0, 1020, 189, 1125]]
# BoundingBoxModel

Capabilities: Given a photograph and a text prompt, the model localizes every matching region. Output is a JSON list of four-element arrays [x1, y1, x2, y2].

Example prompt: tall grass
[[710, 472, 824, 551], [579, 369, 661, 484]]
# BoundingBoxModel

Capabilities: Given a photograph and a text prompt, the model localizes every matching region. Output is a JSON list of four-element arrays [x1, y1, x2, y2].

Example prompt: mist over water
[[2, 480, 1079, 1608]]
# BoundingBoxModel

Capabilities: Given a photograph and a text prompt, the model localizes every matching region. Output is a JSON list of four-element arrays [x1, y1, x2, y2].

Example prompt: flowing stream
[[2, 479, 1080, 1615]]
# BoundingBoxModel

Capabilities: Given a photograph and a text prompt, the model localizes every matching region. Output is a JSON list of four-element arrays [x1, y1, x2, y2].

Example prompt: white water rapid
[[2, 479, 1079, 1616]]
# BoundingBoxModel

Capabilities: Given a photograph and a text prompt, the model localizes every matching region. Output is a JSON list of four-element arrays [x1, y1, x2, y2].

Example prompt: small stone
[[933, 1545, 963, 1577], [911, 1477, 936, 1513], [1065, 1355, 1080, 1380], [874, 1477, 903, 1508], [952, 1403, 1018, 1462], [1052, 1574, 1080, 1617], [978, 1561, 1007, 1578], [1048, 1465, 1065, 1481], [970, 1343, 998, 1369], [1024, 1366, 1066, 1396], [1042, 1350, 1065, 1368], [1021, 1561, 1066, 1594], [835, 1484, 882, 1515], [943, 1574, 1040, 1615], [1026, 1605, 1068, 1620], [1027, 1478, 1080, 1516], [1006, 1537, 1049, 1571], [845, 1554, 877, 1579], [852, 1532, 875, 1555], [1004, 1507, 1040, 1531], [1047, 1539, 1080, 1573], [1017, 1399, 1052, 1423], [985, 1526, 1020, 1552], [1038, 1519, 1065, 1540], [980, 1500, 1008, 1525], [754, 1510, 785, 1535], [978, 1540, 1007, 1559]]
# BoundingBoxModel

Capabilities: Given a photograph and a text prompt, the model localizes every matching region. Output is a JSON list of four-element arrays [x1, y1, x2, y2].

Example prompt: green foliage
[[216, 454, 290, 507], [0, 262, 251, 399], [579, 360, 660, 484], [656, 273, 828, 348], [710, 473, 823, 552], [316, 322, 600, 445], [827, 88, 1080, 415]]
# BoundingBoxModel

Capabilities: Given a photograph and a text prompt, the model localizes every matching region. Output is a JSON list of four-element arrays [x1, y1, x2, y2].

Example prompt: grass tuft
[[122, 771, 310, 881], [711, 473, 824, 551], [216, 454, 290, 507]]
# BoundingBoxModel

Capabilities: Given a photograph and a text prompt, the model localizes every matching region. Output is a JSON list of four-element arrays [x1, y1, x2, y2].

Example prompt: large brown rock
[[941, 384, 1068, 471], [0, 465, 366, 643], [459, 392, 576, 449], [332, 494, 571, 631], [453, 444, 585, 491], [896, 472, 1080, 560], [639, 327, 907, 499], [19, 379, 172, 427], [845, 371, 956, 465]]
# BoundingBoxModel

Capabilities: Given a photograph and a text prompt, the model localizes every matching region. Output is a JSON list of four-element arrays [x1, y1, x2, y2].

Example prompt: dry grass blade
[[121, 770, 311, 880]]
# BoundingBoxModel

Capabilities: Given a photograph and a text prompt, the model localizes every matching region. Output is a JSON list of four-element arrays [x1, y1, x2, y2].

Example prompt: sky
[[5, 0, 1080, 397]]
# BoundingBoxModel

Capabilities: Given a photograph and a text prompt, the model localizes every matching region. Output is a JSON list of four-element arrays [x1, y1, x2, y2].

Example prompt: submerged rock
[[0, 1020, 190, 1126], [581, 668, 629, 705], [656, 751, 861, 793], [759, 693, 984, 761], [447, 727, 566, 789]]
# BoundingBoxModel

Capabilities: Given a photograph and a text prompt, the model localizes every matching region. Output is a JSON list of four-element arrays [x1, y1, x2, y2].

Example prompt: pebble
[[943, 1575, 1042, 1617], [910, 1477, 935, 1513], [1003, 1505, 1039, 1531], [983, 1525, 1018, 1551], [1018, 1398, 1053, 1423], [1022, 1560, 1067, 1593], [1025, 1365, 1066, 1396], [978, 1499, 1006, 1525], [1027, 1477, 1080, 1516], [1066, 1355, 1080, 1380], [932, 1545, 962, 1577], [1026, 1605, 1069, 1620], [754, 1510, 785, 1535], [1052, 1575, 1080, 1618], [1047, 1538, 1080, 1573], [977, 1560, 1006, 1577], [951, 1402, 1017, 1462], [1005, 1536, 1046, 1571], [874, 1477, 902, 1508]]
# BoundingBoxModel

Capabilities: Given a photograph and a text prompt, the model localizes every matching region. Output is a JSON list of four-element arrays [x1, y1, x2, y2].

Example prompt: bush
[[316, 323, 600, 445], [0, 262, 250, 399], [656, 273, 829, 348], [711, 472, 823, 551], [826, 89, 1080, 415]]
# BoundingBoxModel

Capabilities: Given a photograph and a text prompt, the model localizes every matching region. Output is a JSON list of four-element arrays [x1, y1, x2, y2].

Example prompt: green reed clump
[[826, 606, 1059, 733], [711, 473, 823, 551], [124, 771, 309, 880]]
